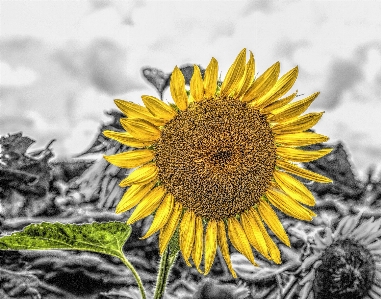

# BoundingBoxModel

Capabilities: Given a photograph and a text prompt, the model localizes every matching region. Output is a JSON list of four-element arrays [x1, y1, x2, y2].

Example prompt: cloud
[[0, 37, 145, 158], [241, 0, 276, 16], [88, 0, 145, 25], [54, 39, 145, 95], [0, 38, 84, 120], [317, 42, 381, 109], [209, 20, 236, 41], [275, 39, 310, 60], [63, 119, 101, 157], [320, 58, 363, 109], [0, 61, 38, 86], [85, 39, 143, 94], [89, 0, 111, 10], [355, 42, 381, 91], [0, 38, 44, 66], [53, 43, 85, 78]]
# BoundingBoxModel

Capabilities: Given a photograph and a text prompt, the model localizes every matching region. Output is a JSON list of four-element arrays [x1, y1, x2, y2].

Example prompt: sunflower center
[[313, 239, 376, 299], [210, 150, 232, 166], [154, 96, 277, 220]]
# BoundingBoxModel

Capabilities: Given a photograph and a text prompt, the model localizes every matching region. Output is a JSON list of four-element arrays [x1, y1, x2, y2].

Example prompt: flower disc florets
[[313, 239, 376, 299], [154, 96, 276, 220]]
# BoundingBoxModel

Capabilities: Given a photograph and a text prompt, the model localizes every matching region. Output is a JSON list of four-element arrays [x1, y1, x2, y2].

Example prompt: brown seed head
[[154, 96, 276, 220]]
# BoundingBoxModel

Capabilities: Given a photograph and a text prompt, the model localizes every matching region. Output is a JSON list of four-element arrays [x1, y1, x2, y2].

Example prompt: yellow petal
[[227, 217, 257, 266], [115, 181, 156, 214], [103, 130, 153, 148], [170, 66, 188, 111], [114, 99, 168, 126], [114, 99, 152, 118], [104, 149, 155, 168], [192, 216, 204, 272], [261, 91, 297, 114], [159, 202, 182, 255], [266, 189, 316, 221], [141, 95, 177, 120], [271, 112, 325, 135], [220, 49, 247, 97], [204, 219, 218, 275], [260, 230, 281, 264], [276, 159, 332, 183], [217, 220, 237, 278], [242, 61, 280, 103], [203, 57, 218, 98], [268, 92, 319, 122], [257, 200, 290, 247], [141, 193, 174, 239], [249, 208, 281, 264], [254, 66, 299, 108], [277, 147, 333, 162], [190, 65, 204, 102], [273, 170, 315, 206], [275, 132, 329, 147], [240, 210, 270, 260], [120, 118, 161, 141], [119, 163, 158, 187], [235, 51, 255, 98], [127, 186, 166, 225], [180, 209, 196, 266]]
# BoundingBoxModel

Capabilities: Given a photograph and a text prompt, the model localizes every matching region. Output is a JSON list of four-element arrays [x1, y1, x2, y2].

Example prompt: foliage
[[73, 111, 129, 210], [0, 133, 53, 198], [2, 70, 381, 297], [0, 222, 131, 258]]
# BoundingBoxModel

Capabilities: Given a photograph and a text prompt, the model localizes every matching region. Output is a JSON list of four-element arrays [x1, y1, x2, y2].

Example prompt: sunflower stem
[[120, 254, 147, 299], [153, 247, 179, 299]]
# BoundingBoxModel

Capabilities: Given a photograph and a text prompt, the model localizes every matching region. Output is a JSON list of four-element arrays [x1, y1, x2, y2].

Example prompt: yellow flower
[[103, 49, 332, 278], [296, 214, 381, 299]]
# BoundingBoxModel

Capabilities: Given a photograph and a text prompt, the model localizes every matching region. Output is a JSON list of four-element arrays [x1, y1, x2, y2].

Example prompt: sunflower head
[[103, 48, 332, 277], [298, 214, 381, 299]]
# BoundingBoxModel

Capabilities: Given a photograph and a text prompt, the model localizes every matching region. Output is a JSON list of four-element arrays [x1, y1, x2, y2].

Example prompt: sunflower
[[296, 214, 381, 299], [103, 49, 332, 278]]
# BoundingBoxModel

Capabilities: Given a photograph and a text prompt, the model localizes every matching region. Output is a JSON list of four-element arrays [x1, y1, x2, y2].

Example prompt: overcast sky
[[1, 0, 381, 179]]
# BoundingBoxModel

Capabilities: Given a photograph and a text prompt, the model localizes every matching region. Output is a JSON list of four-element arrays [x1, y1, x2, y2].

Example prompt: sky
[[0, 0, 381, 179]]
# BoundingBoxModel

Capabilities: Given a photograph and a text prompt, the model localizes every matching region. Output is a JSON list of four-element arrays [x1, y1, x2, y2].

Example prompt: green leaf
[[0, 221, 131, 260], [0, 221, 148, 299]]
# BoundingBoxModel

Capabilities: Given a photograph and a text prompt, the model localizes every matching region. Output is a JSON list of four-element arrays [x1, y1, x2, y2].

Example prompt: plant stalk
[[120, 254, 147, 299], [153, 247, 179, 299]]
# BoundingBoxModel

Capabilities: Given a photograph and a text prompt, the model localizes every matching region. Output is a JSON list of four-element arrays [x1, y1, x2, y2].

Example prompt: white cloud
[[73, 87, 117, 122], [362, 47, 381, 82], [0, 61, 38, 86], [0, 1, 89, 43], [314, 97, 381, 179], [23, 110, 61, 134], [63, 119, 101, 157]]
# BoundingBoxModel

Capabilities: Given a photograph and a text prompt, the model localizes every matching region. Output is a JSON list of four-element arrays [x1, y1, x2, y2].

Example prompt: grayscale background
[[1, 0, 381, 179]]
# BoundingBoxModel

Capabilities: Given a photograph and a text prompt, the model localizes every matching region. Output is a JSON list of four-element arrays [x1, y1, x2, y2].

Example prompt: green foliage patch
[[0, 222, 131, 259]]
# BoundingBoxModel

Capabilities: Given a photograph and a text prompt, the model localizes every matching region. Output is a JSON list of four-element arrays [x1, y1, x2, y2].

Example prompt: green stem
[[153, 247, 179, 299], [119, 253, 147, 299]]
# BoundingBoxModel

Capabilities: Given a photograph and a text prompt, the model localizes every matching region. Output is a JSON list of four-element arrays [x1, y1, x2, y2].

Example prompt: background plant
[[1, 65, 381, 299]]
